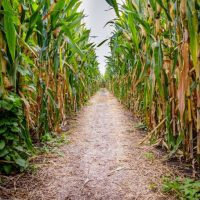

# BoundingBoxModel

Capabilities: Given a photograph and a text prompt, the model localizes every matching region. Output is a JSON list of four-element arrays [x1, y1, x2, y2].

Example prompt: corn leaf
[[2, 0, 16, 61], [105, 0, 119, 17]]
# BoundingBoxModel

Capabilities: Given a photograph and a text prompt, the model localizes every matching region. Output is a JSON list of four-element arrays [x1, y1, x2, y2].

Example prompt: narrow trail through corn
[[11, 89, 172, 200]]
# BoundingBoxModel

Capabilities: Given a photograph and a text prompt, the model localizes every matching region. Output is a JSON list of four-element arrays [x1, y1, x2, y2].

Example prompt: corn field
[[105, 0, 200, 164], [0, 0, 200, 176], [0, 0, 100, 174]]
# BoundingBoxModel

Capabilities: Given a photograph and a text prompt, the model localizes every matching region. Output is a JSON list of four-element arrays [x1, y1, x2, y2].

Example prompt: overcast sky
[[80, 0, 118, 74]]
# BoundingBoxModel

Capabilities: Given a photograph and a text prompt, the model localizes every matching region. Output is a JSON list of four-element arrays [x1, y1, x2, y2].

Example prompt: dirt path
[[1, 89, 173, 200]]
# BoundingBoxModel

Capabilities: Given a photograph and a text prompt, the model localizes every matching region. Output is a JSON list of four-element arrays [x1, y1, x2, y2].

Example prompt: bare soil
[[0, 89, 175, 200]]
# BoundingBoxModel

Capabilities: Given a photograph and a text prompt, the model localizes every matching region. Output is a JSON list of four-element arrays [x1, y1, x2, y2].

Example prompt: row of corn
[[105, 0, 200, 165], [0, 0, 100, 174]]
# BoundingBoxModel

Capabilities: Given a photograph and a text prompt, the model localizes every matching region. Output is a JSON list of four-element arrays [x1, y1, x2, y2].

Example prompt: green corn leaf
[[153, 41, 163, 81], [149, 0, 156, 11], [66, 0, 79, 11], [127, 13, 139, 50], [124, 9, 151, 34], [155, 0, 172, 21], [153, 41, 164, 98], [97, 39, 109, 47], [61, 28, 84, 57], [2, 0, 16, 61], [25, 3, 44, 41], [187, 0, 198, 75], [105, 0, 119, 17], [51, 0, 66, 28]]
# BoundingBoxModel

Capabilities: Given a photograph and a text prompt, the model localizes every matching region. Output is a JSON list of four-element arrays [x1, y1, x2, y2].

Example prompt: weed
[[162, 176, 200, 200]]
